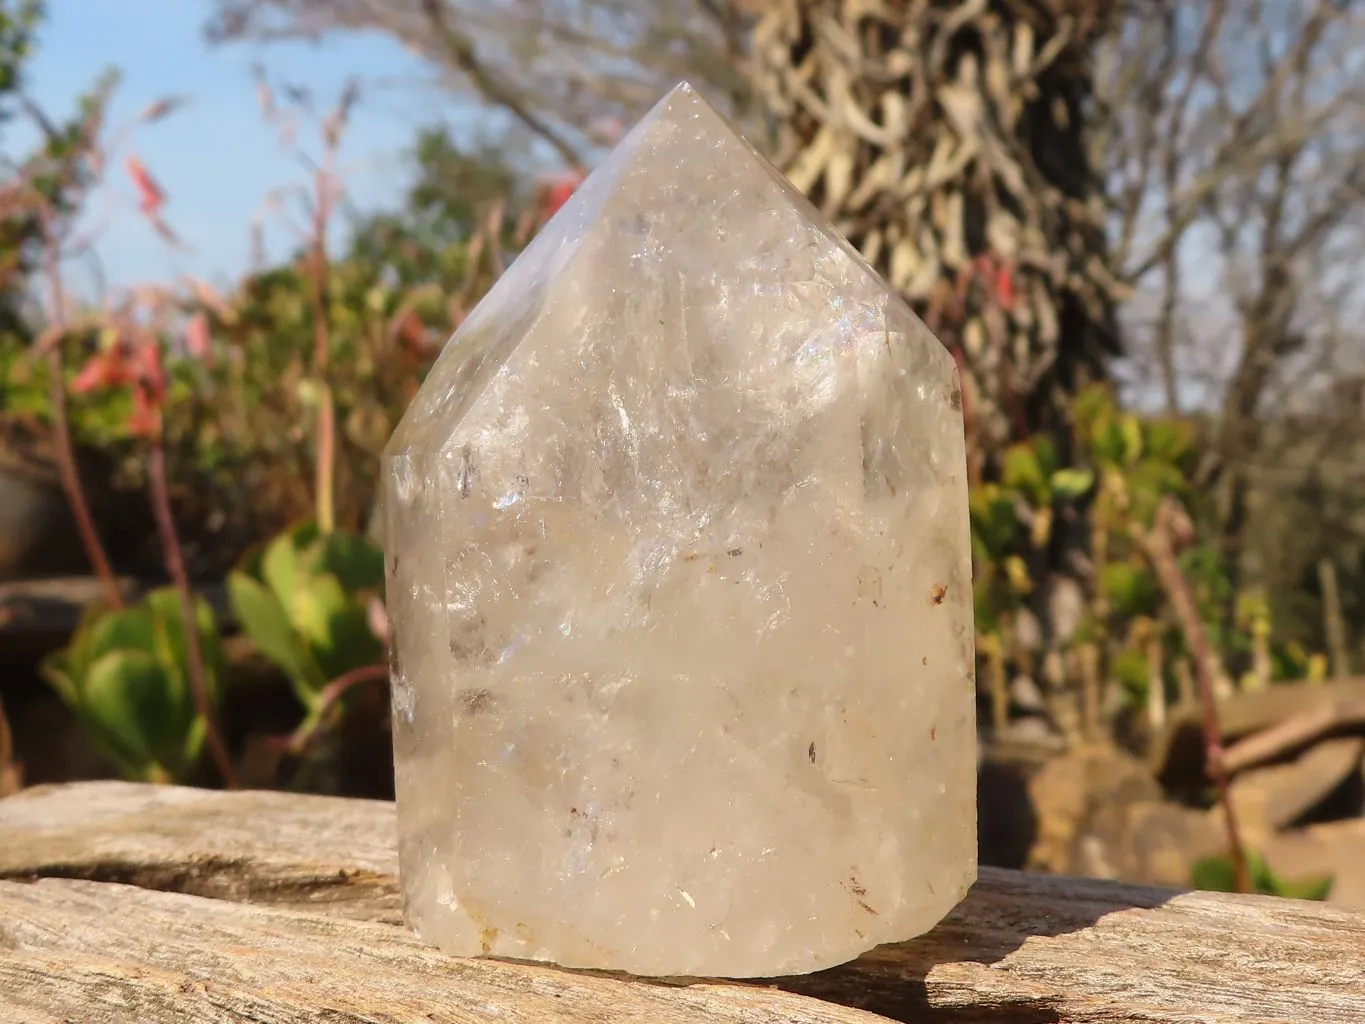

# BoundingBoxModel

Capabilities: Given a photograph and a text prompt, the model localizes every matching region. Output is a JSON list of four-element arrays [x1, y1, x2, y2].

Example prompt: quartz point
[[381, 82, 976, 979]]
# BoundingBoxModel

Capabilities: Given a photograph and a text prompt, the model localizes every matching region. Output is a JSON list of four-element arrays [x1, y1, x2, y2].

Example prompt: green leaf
[[1032, 436, 1060, 478], [261, 529, 307, 609], [1001, 443, 1048, 504], [969, 486, 1020, 560], [1112, 648, 1151, 704], [1191, 855, 1239, 893], [1049, 467, 1095, 500], [1093, 421, 1127, 466], [1143, 418, 1194, 466], [1119, 414, 1144, 465], [316, 530, 385, 591], [1275, 873, 1334, 901], [291, 573, 383, 681], [1101, 562, 1160, 618], [1071, 384, 1115, 438], [62, 601, 118, 681], [228, 571, 326, 703], [972, 573, 1001, 634], [182, 714, 209, 768], [85, 606, 156, 663], [39, 655, 79, 707], [1192, 853, 1333, 901], [81, 649, 188, 779], [290, 572, 350, 650]]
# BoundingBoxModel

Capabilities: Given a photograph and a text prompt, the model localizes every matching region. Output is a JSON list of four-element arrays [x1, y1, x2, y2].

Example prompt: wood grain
[[0, 878, 894, 1024], [3, 781, 1365, 1023]]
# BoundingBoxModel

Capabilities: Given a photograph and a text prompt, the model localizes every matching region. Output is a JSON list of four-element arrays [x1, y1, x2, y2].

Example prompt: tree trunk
[[748, 0, 1122, 466]]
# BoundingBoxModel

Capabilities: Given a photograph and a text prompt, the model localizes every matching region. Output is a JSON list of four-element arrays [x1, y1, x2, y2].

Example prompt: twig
[[309, 164, 335, 535], [417, 0, 583, 169], [147, 439, 236, 789], [40, 223, 123, 610], [1146, 634, 1167, 732], [981, 632, 1008, 734], [305, 91, 351, 536], [1144, 496, 1248, 893], [1223, 697, 1365, 775], [280, 662, 389, 757], [1318, 559, 1350, 678]]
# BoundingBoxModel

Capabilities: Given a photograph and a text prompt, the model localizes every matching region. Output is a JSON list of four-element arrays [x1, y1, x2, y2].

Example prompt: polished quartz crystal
[[381, 82, 976, 979]]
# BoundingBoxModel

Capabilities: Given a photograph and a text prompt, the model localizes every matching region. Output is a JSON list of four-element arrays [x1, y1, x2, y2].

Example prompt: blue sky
[[19, 0, 482, 293]]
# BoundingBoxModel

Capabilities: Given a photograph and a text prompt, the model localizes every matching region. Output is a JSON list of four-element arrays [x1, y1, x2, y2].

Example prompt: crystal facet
[[382, 82, 976, 979]]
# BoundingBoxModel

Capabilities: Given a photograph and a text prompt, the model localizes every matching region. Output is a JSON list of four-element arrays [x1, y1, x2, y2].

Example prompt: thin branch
[[1223, 695, 1365, 775], [417, 0, 583, 168], [40, 220, 123, 610], [147, 439, 237, 789], [1319, 560, 1351, 679], [281, 662, 389, 756], [1144, 497, 1248, 894]]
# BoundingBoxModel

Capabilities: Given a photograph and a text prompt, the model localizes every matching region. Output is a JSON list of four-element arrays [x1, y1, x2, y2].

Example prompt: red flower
[[994, 261, 1015, 311], [538, 169, 585, 220], [71, 348, 135, 393], [71, 333, 167, 439], [185, 312, 212, 361], [125, 155, 166, 217]]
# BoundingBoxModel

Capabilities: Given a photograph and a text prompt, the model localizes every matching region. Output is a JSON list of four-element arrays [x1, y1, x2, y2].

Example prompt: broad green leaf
[[228, 571, 326, 702], [290, 572, 350, 651], [85, 606, 156, 663], [145, 588, 223, 726], [317, 530, 385, 590], [81, 650, 187, 779], [261, 529, 306, 610], [260, 521, 324, 611], [292, 573, 383, 681], [62, 601, 119, 679]]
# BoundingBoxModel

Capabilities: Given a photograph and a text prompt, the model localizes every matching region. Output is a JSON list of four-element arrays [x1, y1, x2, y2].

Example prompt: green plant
[[227, 521, 385, 722], [1192, 852, 1333, 901], [41, 589, 225, 783]]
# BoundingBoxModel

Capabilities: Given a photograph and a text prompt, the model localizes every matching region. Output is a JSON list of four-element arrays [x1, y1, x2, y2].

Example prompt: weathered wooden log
[[2, 781, 1364, 1023]]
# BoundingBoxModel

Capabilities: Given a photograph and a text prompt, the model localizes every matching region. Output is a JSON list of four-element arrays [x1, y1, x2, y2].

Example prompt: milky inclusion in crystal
[[381, 82, 976, 979]]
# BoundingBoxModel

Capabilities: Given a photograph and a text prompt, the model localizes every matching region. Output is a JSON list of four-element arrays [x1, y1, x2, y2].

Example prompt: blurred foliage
[[0, 0, 116, 334], [0, 122, 527, 573], [41, 588, 224, 783], [227, 521, 384, 714], [971, 383, 1323, 738], [1193, 852, 1333, 901]]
